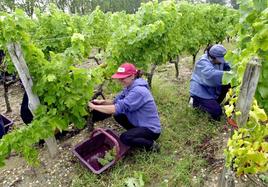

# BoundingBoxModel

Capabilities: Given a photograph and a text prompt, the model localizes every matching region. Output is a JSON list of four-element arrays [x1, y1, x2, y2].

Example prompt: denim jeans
[[192, 84, 231, 121], [92, 110, 160, 150]]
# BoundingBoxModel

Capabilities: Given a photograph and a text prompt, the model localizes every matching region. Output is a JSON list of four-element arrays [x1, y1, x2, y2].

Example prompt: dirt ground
[[0, 61, 264, 187]]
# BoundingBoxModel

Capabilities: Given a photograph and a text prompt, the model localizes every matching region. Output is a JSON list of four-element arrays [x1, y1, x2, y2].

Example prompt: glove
[[222, 70, 234, 85], [223, 62, 231, 71]]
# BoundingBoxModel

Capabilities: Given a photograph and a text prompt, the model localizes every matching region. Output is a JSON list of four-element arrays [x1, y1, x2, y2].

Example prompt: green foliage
[[227, 0, 268, 113], [222, 71, 235, 85], [177, 2, 203, 56], [0, 8, 106, 165], [224, 99, 268, 175], [224, 0, 268, 175], [225, 124, 268, 175], [177, 2, 239, 59], [83, 6, 111, 50], [0, 9, 33, 43], [97, 147, 116, 166], [0, 1, 238, 167], [32, 4, 80, 58], [106, 1, 238, 75], [106, 1, 238, 71]]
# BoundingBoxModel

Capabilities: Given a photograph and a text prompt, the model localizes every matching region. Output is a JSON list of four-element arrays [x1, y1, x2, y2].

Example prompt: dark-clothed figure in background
[[0, 115, 5, 138], [88, 63, 161, 151], [190, 44, 231, 121], [20, 92, 34, 125]]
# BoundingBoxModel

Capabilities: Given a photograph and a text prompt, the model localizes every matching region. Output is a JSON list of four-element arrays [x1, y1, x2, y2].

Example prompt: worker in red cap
[[88, 62, 161, 151]]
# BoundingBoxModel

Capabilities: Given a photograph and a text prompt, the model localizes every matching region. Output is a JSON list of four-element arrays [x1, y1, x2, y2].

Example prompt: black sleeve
[[20, 92, 33, 124], [0, 115, 5, 138]]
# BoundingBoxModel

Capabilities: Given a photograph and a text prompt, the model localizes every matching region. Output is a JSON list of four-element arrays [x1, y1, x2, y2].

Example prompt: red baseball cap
[[111, 63, 137, 79]]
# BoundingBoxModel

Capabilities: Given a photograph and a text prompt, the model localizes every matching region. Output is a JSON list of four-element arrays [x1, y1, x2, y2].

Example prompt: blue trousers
[[92, 110, 160, 150], [192, 85, 230, 121], [192, 96, 222, 121]]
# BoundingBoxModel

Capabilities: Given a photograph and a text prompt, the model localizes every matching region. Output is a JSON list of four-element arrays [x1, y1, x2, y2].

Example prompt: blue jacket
[[114, 78, 161, 134], [190, 54, 230, 99]]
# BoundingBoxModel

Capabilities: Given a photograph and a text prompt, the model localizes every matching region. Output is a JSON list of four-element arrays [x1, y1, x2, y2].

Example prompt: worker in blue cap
[[189, 44, 232, 121]]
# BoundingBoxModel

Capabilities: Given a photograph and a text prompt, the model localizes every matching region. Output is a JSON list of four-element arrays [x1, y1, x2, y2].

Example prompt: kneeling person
[[88, 62, 161, 151], [190, 44, 231, 121]]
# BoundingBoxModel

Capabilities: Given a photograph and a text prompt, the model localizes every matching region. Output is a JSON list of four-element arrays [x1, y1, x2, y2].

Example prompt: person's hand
[[91, 99, 105, 105], [88, 102, 96, 110]]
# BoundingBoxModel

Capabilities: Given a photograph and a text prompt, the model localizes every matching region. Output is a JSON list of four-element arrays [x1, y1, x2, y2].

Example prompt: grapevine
[[223, 0, 268, 175]]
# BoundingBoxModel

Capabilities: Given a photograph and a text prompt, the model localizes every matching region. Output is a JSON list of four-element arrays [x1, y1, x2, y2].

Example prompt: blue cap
[[209, 44, 227, 64]]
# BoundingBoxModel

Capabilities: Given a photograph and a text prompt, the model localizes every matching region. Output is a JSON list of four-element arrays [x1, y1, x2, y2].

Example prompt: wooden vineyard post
[[236, 58, 261, 126], [7, 43, 58, 157], [218, 57, 261, 187]]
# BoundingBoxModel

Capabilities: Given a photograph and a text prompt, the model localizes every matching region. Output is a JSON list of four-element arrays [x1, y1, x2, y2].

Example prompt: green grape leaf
[[46, 74, 56, 82], [222, 71, 235, 85]]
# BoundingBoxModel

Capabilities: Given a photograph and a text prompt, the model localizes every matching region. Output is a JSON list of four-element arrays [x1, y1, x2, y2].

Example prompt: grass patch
[[71, 65, 223, 187]]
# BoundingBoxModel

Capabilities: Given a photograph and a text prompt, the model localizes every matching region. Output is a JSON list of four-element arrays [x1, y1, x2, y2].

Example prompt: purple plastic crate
[[72, 128, 129, 174], [0, 114, 13, 133]]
